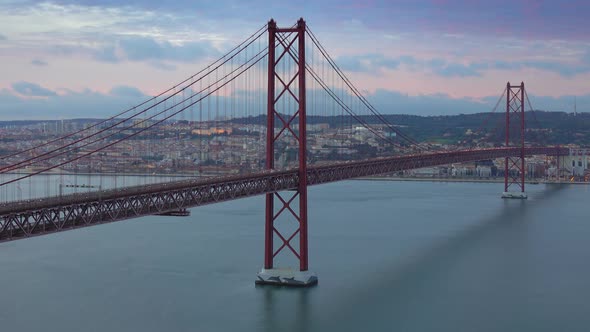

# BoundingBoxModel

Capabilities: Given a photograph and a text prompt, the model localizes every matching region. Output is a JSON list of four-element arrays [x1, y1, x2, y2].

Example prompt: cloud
[[11, 81, 57, 97], [30, 1, 586, 44], [520, 60, 582, 77], [0, 84, 149, 120], [487, 59, 590, 77], [337, 55, 365, 72], [524, 94, 589, 113], [319, 88, 590, 116], [93, 46, 119, 63], [336, 54, 483, 77], [0, 1, 229, 66], [336, 53, 590, 78], [2, 81, 588, 121], [336, 54, 400, 73], [109, 85, 146, 98], [117, 36, 218, 62], [427, 60, 486, 78], [0, 88, 21, 104], [30, 59, 48, 66], [492, 60, 520, 70], [351, 1, 590, 42], [368, 89, 490, 115], [148, 61, 177, 71], [366, 89, 590, 116], [47, 36, 219, 65]]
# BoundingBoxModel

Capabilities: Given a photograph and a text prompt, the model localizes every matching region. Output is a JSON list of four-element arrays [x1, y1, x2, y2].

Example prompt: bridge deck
[[0, 147, 567, 242]]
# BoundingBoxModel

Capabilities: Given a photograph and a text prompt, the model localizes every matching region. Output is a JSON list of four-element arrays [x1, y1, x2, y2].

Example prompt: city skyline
[[1, 0, 589, 119]]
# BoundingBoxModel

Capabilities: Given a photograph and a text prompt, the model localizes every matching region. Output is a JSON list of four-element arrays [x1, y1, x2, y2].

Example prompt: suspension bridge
[[0, 18, 569, 286]]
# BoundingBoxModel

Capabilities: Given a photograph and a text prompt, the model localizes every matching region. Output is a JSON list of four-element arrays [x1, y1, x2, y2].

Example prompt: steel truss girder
[[0, 172, 299, 242], [0, 146, 567, 242]]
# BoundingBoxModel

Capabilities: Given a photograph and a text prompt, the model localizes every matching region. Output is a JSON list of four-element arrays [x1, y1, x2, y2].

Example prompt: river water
[[0, 180, 588, 331]]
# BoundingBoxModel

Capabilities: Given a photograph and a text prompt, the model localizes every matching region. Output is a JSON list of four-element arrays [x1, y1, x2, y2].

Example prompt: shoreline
[[352, 177, 589, 185]]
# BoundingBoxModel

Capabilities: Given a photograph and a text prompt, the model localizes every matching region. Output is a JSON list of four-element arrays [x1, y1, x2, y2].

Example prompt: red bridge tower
[[502, 82, 528, 199], [256, 18, 317, 286]]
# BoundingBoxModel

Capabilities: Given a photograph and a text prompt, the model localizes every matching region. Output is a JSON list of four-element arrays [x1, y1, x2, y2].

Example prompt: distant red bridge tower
[[502, 82, 527, 199]]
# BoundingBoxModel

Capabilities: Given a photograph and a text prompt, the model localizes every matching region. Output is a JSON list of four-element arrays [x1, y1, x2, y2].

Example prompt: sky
[[1, 0, 590, 120]]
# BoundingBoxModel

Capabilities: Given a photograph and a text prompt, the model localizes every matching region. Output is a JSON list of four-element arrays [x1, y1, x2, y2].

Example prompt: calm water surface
[[0, 181, 589, 331]]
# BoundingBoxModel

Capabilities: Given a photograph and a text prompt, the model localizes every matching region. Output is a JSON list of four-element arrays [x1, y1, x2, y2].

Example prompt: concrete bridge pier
[[502, 191, 527, 199]]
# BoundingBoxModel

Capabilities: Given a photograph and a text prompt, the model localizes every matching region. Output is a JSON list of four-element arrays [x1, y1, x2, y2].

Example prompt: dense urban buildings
[[1, 117, 587, 181]]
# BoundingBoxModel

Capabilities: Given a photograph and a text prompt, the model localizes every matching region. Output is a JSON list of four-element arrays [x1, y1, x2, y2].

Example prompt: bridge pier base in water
[[501, 192, 528, 199], [256, 268, 318, 287]]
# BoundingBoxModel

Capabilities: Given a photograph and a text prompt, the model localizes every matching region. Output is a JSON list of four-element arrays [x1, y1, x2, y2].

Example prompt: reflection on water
[[259, 286, 311, 332], [311, 184, 567, 331], [0, 181, 588, 332]]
